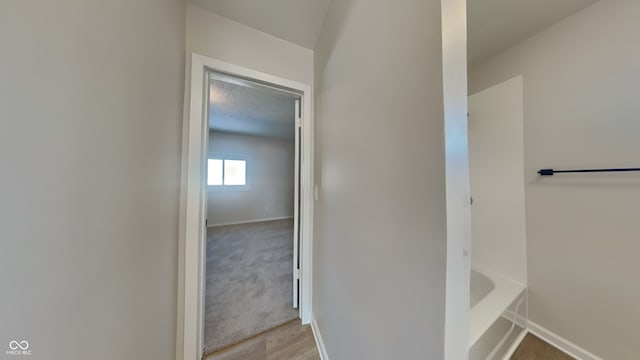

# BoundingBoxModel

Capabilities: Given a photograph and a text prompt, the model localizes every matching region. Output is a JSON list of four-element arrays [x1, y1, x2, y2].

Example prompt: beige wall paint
[[469, 76, 527, 285], [186, 2, 313, 86], [0, 1, 184, 360], [313, 0, 448, 358], [470, 0, 640, 358], [207, 131, 294, 226]]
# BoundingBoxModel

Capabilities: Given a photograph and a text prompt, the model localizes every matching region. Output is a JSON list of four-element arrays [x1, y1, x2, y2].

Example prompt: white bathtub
[[469, 270, 525, 348], [471, 270, 495, 308]]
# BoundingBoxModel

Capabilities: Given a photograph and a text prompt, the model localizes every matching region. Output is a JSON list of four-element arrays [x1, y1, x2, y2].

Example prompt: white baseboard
[[311, 316, 330, 360], [207, 216, 293, 228], [527, 321, 603, 360], [309, 319, 600, 360]]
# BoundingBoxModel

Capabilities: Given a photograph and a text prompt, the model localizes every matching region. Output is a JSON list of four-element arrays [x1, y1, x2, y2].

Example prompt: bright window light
[[208, 158, 247, 187], [207, 159, 223, 185], [223, 160, 246, 185]]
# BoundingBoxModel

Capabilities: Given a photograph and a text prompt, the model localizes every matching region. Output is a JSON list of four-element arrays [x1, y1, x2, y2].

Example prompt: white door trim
[[177, 53, 314, 360], [293, 98, 301, 309], [441, 0, 472, 359]]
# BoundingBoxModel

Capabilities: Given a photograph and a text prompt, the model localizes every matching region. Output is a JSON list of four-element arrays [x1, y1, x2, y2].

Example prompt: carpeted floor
[[204, 219, 298, 355]]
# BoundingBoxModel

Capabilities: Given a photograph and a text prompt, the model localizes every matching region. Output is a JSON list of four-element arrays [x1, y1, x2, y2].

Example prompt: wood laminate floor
[[203, 319, 320, 360], [511, 334, 575, 360], [205, 325, 571, 360]]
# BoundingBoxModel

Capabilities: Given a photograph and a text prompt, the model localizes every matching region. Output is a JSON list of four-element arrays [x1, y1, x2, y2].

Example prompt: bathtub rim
[[469, 268, 526, 347]]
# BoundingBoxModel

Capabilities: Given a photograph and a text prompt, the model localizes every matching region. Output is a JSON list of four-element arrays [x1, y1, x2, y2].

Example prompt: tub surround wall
[[469, 0, 640, 358], [468, 74, 527, 360], [469, 76, 527, 286]]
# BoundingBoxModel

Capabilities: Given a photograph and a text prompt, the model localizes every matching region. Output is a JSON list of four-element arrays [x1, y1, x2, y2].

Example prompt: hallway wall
[[186, 2, 313, 86], [313, 0, 449, 358], [0, 1, 185, 359]]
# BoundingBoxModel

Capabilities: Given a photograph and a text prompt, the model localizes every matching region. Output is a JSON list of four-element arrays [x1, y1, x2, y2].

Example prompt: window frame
[[207, 154, 250, 191]]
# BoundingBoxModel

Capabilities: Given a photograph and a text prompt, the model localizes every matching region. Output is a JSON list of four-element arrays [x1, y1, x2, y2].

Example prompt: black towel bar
[[538, 168, 640, 176]]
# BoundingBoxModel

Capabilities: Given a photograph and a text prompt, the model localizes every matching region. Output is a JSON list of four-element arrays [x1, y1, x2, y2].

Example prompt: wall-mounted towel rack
[[538, 168, 640, 176]]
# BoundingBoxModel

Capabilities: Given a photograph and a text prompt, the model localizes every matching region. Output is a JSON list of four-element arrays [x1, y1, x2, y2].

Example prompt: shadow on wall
[[314, 0, 356, 78]]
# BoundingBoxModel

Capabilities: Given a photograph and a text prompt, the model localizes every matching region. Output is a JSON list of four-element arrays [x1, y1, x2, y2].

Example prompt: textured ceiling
[[468, 0, 599, 66], [209, 79, 298, 139], [191, 0, 331, 49]]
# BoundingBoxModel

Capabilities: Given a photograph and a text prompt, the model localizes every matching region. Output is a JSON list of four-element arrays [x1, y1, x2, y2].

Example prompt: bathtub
[[471, 270, 495, 308], [469, 270, 526, 359]]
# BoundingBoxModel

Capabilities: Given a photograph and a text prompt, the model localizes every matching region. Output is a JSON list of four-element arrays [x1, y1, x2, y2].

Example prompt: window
[[208, 158, 247, 187]]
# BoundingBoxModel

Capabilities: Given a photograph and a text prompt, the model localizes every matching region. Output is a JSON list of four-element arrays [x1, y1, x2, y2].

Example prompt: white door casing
[[293, 98, 301, 310], [441, 0, 472, 359], [177, 53, 314, 360]]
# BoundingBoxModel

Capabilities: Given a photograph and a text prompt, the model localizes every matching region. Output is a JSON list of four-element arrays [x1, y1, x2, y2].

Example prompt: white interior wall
[[186, 2, 314, 86], [469, 0, 640, 358], [0, 1, 184, 360], [469, 76, 527, 285], [313, 0, 449, 358], [207, 131, 295, 226]]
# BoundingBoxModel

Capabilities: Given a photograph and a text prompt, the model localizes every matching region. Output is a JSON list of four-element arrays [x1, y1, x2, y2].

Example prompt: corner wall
[[186, 2, 313, 86], [469, 1, 640, 358], [313, 0, 449, 358]]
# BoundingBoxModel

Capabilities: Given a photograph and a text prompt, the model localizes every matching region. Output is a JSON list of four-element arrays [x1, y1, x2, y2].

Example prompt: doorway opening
[[203, 72, 302, 355], [178, 54, 313, 360]]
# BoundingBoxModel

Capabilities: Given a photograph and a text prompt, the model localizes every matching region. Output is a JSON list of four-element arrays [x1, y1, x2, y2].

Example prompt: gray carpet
[[204, 219, 298, 355]]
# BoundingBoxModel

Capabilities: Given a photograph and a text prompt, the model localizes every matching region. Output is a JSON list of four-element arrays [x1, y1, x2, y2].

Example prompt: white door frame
[[441, 0, 472, 359], [177, 53, 314, 360], [293, 98, 301, 309]]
